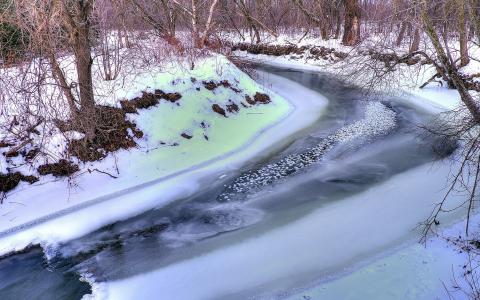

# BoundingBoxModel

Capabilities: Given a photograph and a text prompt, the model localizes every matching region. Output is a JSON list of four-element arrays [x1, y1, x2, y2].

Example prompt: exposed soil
[[0, 172, 38, 194], [203, 81, 218, 90], [24, 148, 39, 161], [0, 141, 14, 148], [310, 46, 348, 59], [163, 92, 182, 102], [226, 102, 240, 113], [38, 159, 79, 177], [245, 95, 256, 105], [245, 93, 271, 105], [212, 104, 227, 117], [367, 50, 424, 66], [68, 106, 141, 162], [232, 43, 309, 56], [202, 80, 241, 93], [231, 42, 432, 68], [181, 133, 193, 139], [254, 92, 271, 104], [120, 90, 182, 113], [4, 151, 19, 158]]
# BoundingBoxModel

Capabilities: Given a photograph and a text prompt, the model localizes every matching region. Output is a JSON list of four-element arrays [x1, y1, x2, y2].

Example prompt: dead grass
[[38, 159, 79, 177], [68, 106, 142, 162], [0, 172, 38, 194]]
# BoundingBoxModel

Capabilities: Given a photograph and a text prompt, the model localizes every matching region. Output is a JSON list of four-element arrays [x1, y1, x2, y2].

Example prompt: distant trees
[[128, 0, 182, 47], [2, 0, 480, 140]]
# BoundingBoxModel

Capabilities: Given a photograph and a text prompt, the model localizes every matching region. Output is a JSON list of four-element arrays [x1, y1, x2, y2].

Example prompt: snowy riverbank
[[80, 64, 469, 300], [0, 56, 328, 256], [225, 55, 473, 300], [1, 54, 472, 300], [233, 49, 463, 113]]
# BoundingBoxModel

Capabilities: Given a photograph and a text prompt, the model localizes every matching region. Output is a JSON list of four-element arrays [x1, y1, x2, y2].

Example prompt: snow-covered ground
[[0, 57, 329, 256]]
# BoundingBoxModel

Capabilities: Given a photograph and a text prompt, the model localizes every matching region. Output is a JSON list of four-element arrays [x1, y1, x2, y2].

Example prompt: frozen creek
[[0, 65, 468, 300]]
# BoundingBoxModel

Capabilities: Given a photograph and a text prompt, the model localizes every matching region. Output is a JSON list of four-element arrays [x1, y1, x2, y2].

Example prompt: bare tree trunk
[[468, 0, 480, 44], [293, 0, 328, 40], [190, 0, 201, 47], [72, 1, 96, 140], [458, 0, 470, 67], [199, 0, 219, 47], [56, 0, 96, 140], [342, 0, 361, 46], [396, 21, 408, 46], [74, 22, 95, 117], [335, 12, 342, 39], [409, 27, 420, 52]]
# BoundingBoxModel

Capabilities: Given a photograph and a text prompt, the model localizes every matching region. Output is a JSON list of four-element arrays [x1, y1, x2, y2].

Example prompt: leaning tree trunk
[[421, 0, 480, 122], [342, 0, 361, 46]]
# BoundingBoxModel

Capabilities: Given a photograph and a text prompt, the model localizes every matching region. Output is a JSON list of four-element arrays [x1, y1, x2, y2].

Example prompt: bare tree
[[457, 0, 470, 66], [128, 0, 183, 48], [9, 0, 98, 140], [172, 0, 219, 48], [342, 0, 361, 46]]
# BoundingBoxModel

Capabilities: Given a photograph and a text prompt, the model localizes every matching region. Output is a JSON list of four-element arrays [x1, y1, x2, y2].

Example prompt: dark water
[[0, 247, 91, 299], [0, 66, 453, 299]]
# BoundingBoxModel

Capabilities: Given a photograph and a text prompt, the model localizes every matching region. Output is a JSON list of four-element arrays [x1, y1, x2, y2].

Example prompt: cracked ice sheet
[[101, 159, 467, 300]]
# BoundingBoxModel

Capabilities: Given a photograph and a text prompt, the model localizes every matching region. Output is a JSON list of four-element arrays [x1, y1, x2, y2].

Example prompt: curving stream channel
[[0, 65, 460, 300]]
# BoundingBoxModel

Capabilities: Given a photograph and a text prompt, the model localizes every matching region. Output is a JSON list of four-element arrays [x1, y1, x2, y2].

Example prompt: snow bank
[[0, 62, 328, 256]]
